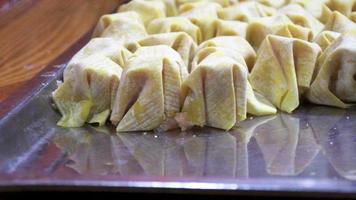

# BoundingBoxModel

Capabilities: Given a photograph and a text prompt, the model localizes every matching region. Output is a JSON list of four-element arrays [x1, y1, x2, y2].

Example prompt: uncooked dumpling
[[128, 32, 197, 70], [322, 11, 356, 33], [177, 0, 237, 7], [249, 35, 321, 113], [218, 1, 276, 22], [246, 14, 312, 49], [63, 38, 131, 80], [179, 2, 222, 41], [278, 4, 324, 36], [110, 45, 188, 132], [196, 36, 256, 70], [92, 12, 147, 43], [314, 30, 341, 51], [213, 19, 248, 38], [179, 49, 249, 130], [307, 31, 356, 108], [147, 17, 202, 44], [53, 55, 122, 127], [117, 0, 166, 26]]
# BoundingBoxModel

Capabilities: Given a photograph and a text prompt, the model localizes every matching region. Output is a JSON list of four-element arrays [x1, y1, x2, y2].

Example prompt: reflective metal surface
[[0, 69, 356, 197]]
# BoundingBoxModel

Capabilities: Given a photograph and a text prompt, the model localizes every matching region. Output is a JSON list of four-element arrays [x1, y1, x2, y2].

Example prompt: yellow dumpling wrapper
[[314, 30, 341, 51], [147, 17, 202, 44], [191, 46, 276, 117], [322, 11, 356, 33], [258, 0, 290, 8], [197, 36, 256, 71], [322, 0, 355, 20], [177, 0, 237, 7], [110, 45, 188, 132], [246, 14, 313, 49], [92, 11, 147, 43], [117, 0, 166, 26], [148, 0, 179, 16], [128, 32, 197, 71], [278, 4, 324, 36], [249, 35, 321, 113], [290, 0, 327, 20], [64, 38, 131, 80], [53, 55, 122, 127], [179, 50, 249, 130], [179, 2, 222, 41], [218, 1, 276, 22], [213, 19, 248, 38], [307, 31, 356, 108]]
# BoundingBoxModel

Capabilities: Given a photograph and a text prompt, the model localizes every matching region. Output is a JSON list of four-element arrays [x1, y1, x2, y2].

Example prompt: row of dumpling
[[52, 0, 356, 131], [92, 0, 356, 48]]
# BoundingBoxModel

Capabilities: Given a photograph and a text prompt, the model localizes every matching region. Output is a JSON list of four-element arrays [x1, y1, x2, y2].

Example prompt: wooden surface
[[0, 0, 123, 117]]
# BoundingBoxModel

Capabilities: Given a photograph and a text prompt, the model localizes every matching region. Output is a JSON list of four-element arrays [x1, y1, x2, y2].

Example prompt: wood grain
[[0, 0, 123, 117]]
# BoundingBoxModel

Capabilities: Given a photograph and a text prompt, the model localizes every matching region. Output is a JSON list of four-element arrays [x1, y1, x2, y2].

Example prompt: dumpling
[[92, 12, 147, 43], [63, 38, 131, 80], [314, 30, 341, 51], [322, 0, 355, 19], [258, 0, 290, 8], [148, 0, 178, 16], [249, 35, 321, 113], [289, 0, 327, 20], [213, 19, 248, 38], [128, 32, 197, 70], [196, 36, 256, 70], [117, 0, 166, 26], [179, 2, 222, 41], [278, 4, 324, 36], [110, 45, 188, 132], [307, 31, 356, 108], [218, 1, 276, 22], [322, 11, 356, 33], [53, 55, 122, 127], [177, 0, 237, 7], [190, 46, 277, 117], [246, 14, 313, 49], [178, 49, 249, 130], [147, 17, 202, 44]]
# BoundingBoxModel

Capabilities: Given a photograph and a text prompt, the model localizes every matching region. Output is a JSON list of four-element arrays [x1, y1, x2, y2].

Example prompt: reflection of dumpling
[[92, 12, 147, 42], [278, 4, 324, 36], [314, 30, 341, 51], [218, 1, 276, 22], [213, 19, 248, 38], [147, 17, 202, 43], [307, 31, 356, 108], [128, 32, 197, 69], [117, 0, 166, 26], [322, 11, 356, 33], [179, 2, 222, 41], [111, 46, 188, 132], [179, 49, 248, 130], [197, 36, 256, 70], [53, 55, 122, 127], [63, 38, 131, 80], [250, 35, 321, 113], [246, 14, 312, 49]]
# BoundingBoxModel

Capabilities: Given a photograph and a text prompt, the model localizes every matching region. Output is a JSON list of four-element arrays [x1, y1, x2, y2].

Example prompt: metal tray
[[0, 65, 355, 197]]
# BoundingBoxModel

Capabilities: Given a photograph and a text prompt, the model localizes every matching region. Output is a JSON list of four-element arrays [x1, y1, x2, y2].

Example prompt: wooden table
[[0, 0, 122, 118]]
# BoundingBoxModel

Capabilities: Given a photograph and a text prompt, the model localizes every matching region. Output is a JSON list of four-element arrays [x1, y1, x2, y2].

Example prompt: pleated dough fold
[[110, 45, 188, 132], [314, 31, 341, 51], [147, 17, 202, 44], [128, 32, 197, 71], [307, 31, 356, 108], [53, 55, 122, 127], [322, 11, 356, 33], [63, 38, 131, 80], [92, 11, 147, 43], [250, 35, 321, 113], [246, 14, 313, 49], [218, 1, 276, 22]]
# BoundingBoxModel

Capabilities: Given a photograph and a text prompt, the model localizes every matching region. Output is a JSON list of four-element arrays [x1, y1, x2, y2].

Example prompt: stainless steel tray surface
[[0, 67, 355, 197]]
